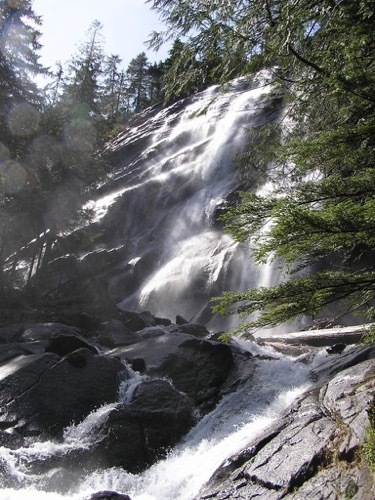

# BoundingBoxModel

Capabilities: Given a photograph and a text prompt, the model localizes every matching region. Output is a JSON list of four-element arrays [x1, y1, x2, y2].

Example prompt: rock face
[[0, 312, 373, 498], [198, 351, 375, 500]]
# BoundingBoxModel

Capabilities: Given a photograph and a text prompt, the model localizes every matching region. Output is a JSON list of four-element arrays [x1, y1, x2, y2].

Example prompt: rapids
[[0, 340, 330, 500]]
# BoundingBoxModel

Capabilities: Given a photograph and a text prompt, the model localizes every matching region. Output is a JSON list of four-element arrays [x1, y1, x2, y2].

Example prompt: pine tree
[[0, 0, 44, 154], [126, 52, 150, 112], [62, 20, 105, 116], [0, 0, 46, 297], [102, 54, 128, 122]]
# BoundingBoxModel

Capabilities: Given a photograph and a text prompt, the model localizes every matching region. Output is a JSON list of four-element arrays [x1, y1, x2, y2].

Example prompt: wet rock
[[118, 310, 156, 331], [167, 322, 209, 337], [176, 315, 188, 325], [98, 319, 143, 347], [0, 343, 33, 364], [310, 343, 375, 381], [198, 356, 375, 500], [45, 330, 98, 356], [0, 322, 80, 344], [0, 349, 126, 439], [154, 316, 172, 326], [108, 332, 233, 410], [326, 343, 346, 355], [137, 325, 167, 340], [57, 379, 194, 475], [85, 491, 132, 500]]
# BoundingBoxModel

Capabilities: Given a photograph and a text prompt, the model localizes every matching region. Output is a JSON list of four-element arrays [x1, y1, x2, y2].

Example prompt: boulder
[[0, 349, 126, 439], [84, 493, 131, 500], [45, 330, 98, 356], [108, 332, 233, 411], [0, 322, 81, 344], [167, 322, 209, 337], [137, 325, 167, 340], [97, 319, 143, 348], [117, 310, 156, 332], [35, 379, 195, 476], [86, 379, 195, 472]]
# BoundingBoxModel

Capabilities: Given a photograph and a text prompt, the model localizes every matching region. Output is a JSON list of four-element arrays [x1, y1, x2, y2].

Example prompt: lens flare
[[8, 102, 41, 137], [64, 118, 96, 153], [0, 159, 28, 193]]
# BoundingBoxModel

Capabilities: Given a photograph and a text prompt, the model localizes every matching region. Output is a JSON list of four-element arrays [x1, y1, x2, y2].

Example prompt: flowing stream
[[0, 341, 330, 500]]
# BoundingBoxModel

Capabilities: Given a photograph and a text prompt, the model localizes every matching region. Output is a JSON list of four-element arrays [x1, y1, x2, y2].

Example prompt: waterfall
[[72, 72, 280, 330]]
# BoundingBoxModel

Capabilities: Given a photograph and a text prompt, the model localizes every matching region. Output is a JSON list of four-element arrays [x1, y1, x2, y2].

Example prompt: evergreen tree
[[62, 20, 105, 116], [102, 54, 123, 120], [0, 0, 44, 154], [0, 0, 46, 297], [147, 61, 165, 105], [126, 52, 150, 112]]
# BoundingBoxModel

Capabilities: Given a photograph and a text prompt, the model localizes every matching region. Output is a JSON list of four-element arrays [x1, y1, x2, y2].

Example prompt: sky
[[32, 0, 170, 73]]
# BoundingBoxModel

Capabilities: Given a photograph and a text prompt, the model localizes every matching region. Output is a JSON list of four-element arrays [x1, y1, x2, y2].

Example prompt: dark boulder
[[167, 322, 209, 337], [0, 322, 81, 344], [326, 343, 346, 355], [88, 379, 195, 472], [117, 310, 156, 331], [154, 316, 172, 326], [97, 319, 143, 348], [176, 314, 188, 325], [46, 379, 194, 475], [0, 349, 126, 439], [45, 330, 98, 356], [109, 332, 233, 411], [137, 325, 167, 340], [84, 492, 131, 500]]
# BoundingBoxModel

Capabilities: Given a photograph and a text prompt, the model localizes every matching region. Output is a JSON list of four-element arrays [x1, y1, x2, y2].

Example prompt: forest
[[0, 0, 375, 343]]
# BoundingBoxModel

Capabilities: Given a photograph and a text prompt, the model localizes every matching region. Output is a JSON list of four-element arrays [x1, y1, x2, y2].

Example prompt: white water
[[0, 341, 330, 500], [78, 74, 278, 329]]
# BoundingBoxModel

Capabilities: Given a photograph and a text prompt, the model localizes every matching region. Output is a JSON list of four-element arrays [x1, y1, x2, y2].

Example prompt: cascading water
[[0, 340, 332, 500], [70, 72, 281, 330]]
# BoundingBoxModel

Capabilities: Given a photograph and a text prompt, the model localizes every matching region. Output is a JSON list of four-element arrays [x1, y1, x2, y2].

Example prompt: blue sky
[[33, 0, 170, 72]]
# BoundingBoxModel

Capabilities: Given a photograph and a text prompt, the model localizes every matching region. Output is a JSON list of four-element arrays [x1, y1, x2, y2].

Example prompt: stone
[[167, 322, 209, 337], [84, 492, 131, 500], [198, 356, 375, 500], [118, 310, 156, 331], [98, 319, 143, 348], [326, 343, 346, 355], [45, 330, 98, 356], [58, 379, 194, 474], [137, 325, 167, 339], [0, 349, 126, 439], [108, 332, 233, 409]]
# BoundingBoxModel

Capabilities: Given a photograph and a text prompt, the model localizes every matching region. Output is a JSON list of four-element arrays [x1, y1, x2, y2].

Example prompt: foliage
[[125, 52, 151, 112]]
